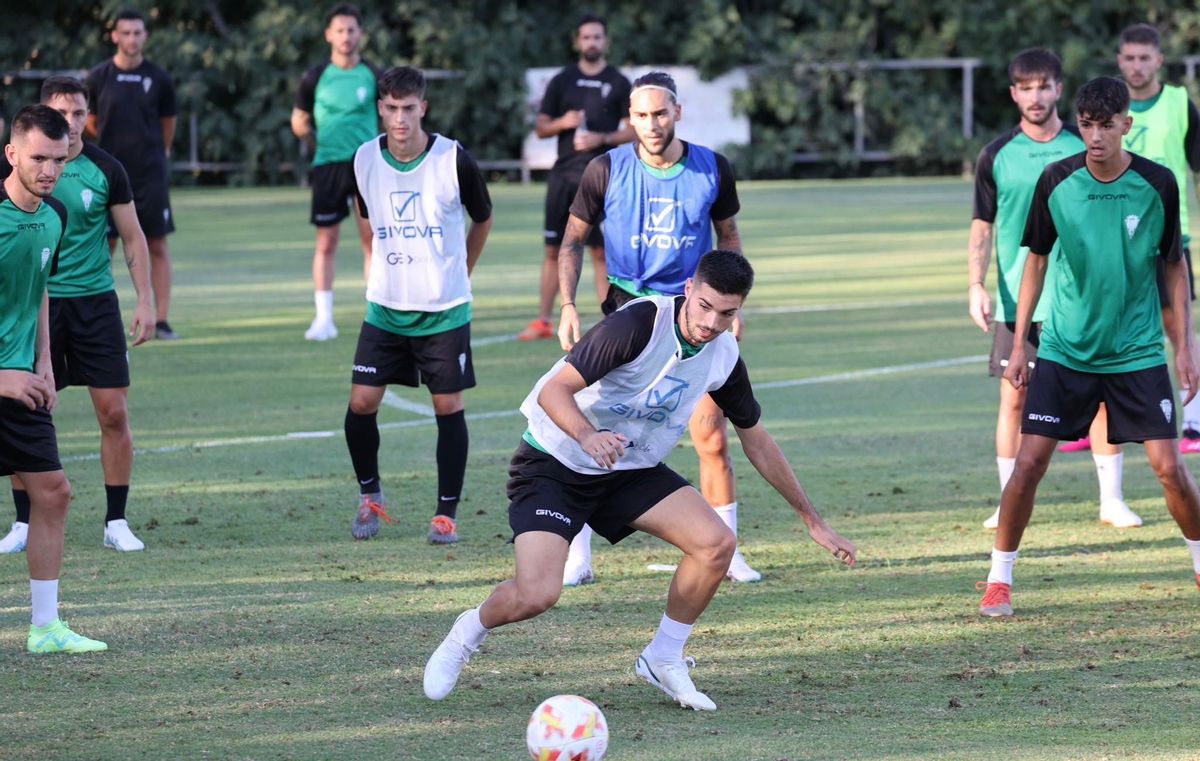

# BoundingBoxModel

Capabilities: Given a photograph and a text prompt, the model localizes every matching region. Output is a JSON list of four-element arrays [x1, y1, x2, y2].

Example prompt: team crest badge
[[142, 77, 153, 94], [40, 247, 51, 270], [1161, 398, 1173, 422], [601, 83, 612, 100], [1125, 214, 1140, 239], [80, 188, 94, 211], [357, 86, 368, 103], [458, 353, 467, 374]]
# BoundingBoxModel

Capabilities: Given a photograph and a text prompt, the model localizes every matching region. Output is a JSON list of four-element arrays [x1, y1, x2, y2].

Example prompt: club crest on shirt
[[40, 247, 51, 270], [357, 86, 368, 103], [1125, 214, 1140, 239], [1161, 398, 1173, 422], [142, 77, 153, 94], [80, 188, 94, 211]]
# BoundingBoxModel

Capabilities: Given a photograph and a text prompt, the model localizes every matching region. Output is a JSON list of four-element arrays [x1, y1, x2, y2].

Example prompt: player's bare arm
[[465, 214, 492, 276], [34, 291, 57, 412], [537, 362, 627, 469], [967, 218, 994, 331], [160, 115, 176, 158], [535, 111, 584, 138], [1166, 256, 1200, 403], [289, 108, 314, 145], [734, 421, 857, 565], [1003, 251, 1049, 391], [713, 215, 742, 253], [84, 113, 98, 141], [556, 214, 593, 350], [110, 201, 155, 345]]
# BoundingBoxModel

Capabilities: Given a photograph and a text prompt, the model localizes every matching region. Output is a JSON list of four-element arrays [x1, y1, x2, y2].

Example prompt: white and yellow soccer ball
[[526, 694, 609, 761]]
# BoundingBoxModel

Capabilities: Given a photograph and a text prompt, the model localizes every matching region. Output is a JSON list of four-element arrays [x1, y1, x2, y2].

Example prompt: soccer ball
[[526, 694, 609, 761]]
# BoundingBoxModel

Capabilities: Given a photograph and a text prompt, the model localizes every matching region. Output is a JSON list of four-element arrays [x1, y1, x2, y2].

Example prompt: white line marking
[[473, 334, 519, 347], [381, 391, 436, 416], [59, 355, 984, 463], [744, 296, 958, 315]]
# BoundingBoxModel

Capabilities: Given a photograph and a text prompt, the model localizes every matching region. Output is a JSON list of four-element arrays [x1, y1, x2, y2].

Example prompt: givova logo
[[645, 375, 689, 412], [391, 191, 420, 222], [631, 197, 698, 251]]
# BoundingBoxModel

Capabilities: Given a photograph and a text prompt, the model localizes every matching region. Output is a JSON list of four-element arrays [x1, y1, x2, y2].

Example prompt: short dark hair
[[11, 104, 70, 142], [1075, 76, 1130, 122], [114, 8, 146, 26], [694, 250, 754, 298], [40, 76, 88, 105], [377, 66, 426, 101], [325, 3, 362, 28], [576, 12, 606, 34], [1119, 23, 1161, 50], [1008, 48, 1062, 84], [631, 71, 678, 102]]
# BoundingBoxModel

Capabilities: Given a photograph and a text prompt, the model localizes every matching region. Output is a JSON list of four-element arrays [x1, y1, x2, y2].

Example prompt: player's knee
[[698, 528, 736, 572], [348, 393, 381, 416], [1152, 457, 1191, 492], [514, 580, 560, 619], [1011, 453, 1050, 487], [692, 428, 730, 462], [35, 477, 72, 517], [95, 400, 130, 434]]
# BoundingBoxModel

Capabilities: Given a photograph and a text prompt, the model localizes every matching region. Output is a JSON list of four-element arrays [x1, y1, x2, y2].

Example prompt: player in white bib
[[423, 250, 856, 711], [343, 66, 493, 544]]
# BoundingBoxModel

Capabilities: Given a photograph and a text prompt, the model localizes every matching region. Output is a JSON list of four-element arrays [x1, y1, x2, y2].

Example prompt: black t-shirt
[[569, 142, 741, 226], [86, 59, 177, 178], [355, 134, 493, 223], [565, 297, 761, 429], [539, 64, 632, 173]]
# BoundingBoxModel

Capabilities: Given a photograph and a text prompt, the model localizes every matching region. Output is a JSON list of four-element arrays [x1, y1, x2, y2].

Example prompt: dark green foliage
[[2, 1, 1198, 181]]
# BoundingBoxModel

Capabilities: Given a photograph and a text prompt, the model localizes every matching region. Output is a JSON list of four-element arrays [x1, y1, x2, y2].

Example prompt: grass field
[[3, 179, 1200, 760]]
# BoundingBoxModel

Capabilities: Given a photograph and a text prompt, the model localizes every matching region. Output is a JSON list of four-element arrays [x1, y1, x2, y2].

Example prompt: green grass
[[4, 179, 1200, 760]]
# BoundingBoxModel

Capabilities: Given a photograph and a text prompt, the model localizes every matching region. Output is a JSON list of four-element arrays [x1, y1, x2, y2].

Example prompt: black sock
[[345, 407, 381, 494], [13, 489, 31, 524], [435, 410, 468, 519], [105, 484, 129, 523]]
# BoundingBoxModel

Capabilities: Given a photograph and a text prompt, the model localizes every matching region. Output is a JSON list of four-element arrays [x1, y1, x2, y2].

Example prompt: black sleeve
[[1156, 167, 1184, 262], [538, 72, 564, 118], [710, 152, 740, 221], [158, 67, 178, 118], [709, 358, 761, 429], [568, 155, 611, 225], [1020, 169, 1058, 256], [1186, 100, 1200, 173], [85, 64, 103, 114], [294, 65, 322, 113], [93, 149, 133, 206], [615, 74, 632, 120], [972, 145, 998, 222], [456, 144, 492, 223], [564, 301, 657, 385]]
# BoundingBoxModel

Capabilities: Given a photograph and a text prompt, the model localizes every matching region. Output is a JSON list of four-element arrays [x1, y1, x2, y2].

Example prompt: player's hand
[[807, 520, 857, 566], [1003, 346, 1028, 390], [1177, 343, 1200, 405], [579, 429, 627, 470], [559, 110, 585, 132], [968, 283, 992, 332], [573, 130, 605, 152], [731, 309, 746, 341], [129, 300, 155, 346], [558, 304, 581, 351], [0, 369, 53, 411]]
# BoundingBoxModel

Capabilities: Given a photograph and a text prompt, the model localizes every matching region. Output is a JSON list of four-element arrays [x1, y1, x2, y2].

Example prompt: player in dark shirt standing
[[86, 7, 179, 340], [516, 13, 633, 341]]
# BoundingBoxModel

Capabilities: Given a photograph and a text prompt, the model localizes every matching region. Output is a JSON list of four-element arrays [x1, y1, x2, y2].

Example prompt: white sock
[[997, 457, 1016, 491], [1185, 537, 1200, 575], [455, 606, 490, 648], [1183, 389, 1200, 433], [648, 613, 693, 661], [30, 578, 59, 628], [713, 502, 738, 536], [1093, 452, 1125, 504], [987, 548, 1018, 586], [314, 290, 333, 323], [566, 524, 593, 568]]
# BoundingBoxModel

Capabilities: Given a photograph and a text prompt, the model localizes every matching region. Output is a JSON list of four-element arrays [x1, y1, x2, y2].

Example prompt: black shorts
[[506, 442, 691, 544], [1156, 247, 1194, 307], [310, 162, 358, 227], [351, 321, 476, 393], [0, 398, 61, 476], [600, 284, 639, 316], [50, 291, 130, 390], [544, 168, 603, 248], [1021, 358, 1177, 443], [110, 165, 175, 239], [987, 322, 1040, 378]]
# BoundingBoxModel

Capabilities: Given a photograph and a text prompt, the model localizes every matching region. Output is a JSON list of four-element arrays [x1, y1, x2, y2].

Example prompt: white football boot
[[725, 547, 762, 583], [1100, 499, 1143, 528], [424, 609, 486, 700], [104, 519, 146, 551], [982, 506, 1001, 529], [635, 647, 717, 711], [0, 521, 29, 554], [304, 318, 338, 341]]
